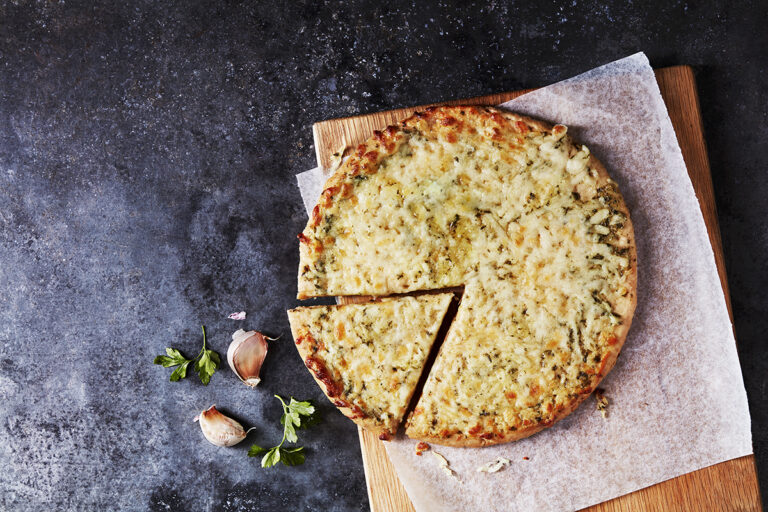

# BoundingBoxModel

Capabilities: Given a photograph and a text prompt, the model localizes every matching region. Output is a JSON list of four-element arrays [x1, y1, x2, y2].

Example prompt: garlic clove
[[227, 329, 269, 387], [195, 405, 247, 447]]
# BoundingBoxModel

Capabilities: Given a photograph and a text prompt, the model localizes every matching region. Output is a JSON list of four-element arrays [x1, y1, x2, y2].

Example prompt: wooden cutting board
[[312, 66, 762, 512]]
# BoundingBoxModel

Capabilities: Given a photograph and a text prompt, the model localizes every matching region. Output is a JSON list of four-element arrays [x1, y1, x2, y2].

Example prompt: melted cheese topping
[[287, 294, 452, 434], [297, 107, 635, 444]]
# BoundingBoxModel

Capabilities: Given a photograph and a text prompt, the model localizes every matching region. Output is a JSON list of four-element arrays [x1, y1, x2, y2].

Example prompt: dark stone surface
[[0, 1, 765, 510]]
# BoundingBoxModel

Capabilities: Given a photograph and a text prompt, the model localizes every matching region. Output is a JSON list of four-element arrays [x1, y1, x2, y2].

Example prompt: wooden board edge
[[655, 66, 735, 321], [589, 455, 761, 512], [312, 122, 325, 172], [358, 427, 416, 512]]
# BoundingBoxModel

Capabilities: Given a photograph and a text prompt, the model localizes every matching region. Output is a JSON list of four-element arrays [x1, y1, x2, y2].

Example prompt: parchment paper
[[295, 53, 752, 512]]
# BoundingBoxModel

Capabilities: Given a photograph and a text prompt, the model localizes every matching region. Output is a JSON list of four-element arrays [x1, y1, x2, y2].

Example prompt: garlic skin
[[227, 329, 269, 387], [194, 405, 247, 447]]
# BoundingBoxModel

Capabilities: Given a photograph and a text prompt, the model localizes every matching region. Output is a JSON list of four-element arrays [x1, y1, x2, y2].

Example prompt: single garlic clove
[[195, 405, 247, 447], [227, 329, 269, 387]]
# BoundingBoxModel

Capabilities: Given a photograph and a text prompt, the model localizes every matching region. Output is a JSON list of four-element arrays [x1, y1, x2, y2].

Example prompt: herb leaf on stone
[[247, 445, 267, 457], [153, 326, 221, 385], [248, 395, 317, 468], [154, 347, 188, 367], [169, 360, 192, 382], [280, 447, 305, 466]]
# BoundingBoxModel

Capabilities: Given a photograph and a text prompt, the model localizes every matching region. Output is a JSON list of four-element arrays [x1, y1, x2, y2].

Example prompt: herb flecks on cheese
[[287, 294, 453, 436]]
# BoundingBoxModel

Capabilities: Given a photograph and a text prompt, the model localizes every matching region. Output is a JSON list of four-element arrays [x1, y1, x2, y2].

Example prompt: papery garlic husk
[[227, 329, 269, 387], [195, 405, 247, 447]]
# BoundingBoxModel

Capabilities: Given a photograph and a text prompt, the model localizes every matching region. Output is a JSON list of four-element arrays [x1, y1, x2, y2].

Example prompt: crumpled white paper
[[295, 53, 752, 512]]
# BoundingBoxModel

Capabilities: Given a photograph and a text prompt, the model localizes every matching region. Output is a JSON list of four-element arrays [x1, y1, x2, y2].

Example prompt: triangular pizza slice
[[287, 293, 453, 439]]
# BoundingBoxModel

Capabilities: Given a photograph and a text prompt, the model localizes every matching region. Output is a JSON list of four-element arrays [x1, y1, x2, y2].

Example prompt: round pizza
[[291, 105, 637, 447]]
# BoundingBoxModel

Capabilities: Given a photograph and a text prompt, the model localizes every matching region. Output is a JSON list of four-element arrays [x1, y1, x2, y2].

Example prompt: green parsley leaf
[[153, 326, 221, 385], [195, 348, 220, 385], [287, 411, 302, 427], [247, 445, 267, 457], [297, 407, 322, 429], [288, 398, 315, 417], [262, 447, 281, 468], [169, 360, 192, 382], [154, 348, 188, 367], [280, 447, 305, 466], [248, 395, 320, 469], [283, 416, 298, 444], [290, 398, 320, 429]]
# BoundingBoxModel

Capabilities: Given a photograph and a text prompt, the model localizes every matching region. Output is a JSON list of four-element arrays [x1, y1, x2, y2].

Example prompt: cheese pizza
[[293, 105, 636, 446]]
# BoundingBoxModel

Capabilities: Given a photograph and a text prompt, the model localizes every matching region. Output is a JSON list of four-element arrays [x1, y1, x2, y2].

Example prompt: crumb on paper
[[477, 457, 511, 473], [432, 451, 457, 478], [595, 388, 609, 419], [228, 311, 246, 320], [415, 441, 430, 456]]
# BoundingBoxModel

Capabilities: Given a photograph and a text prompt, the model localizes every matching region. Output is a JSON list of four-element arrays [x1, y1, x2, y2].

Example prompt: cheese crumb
[[595, 388, 609, 419], [432, 451, 457, 478], [415, 442, 430, 456], [328, 144, 350, 173], [476, 457, 511, 473]]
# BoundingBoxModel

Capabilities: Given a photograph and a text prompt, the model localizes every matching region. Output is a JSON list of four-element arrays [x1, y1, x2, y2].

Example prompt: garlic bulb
[[194, 405, 247, 447], [227, 329, 269, 387]]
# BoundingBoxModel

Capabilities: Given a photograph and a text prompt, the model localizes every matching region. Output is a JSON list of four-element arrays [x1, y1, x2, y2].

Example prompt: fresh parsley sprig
[[248, 395, 319, 468], [154, 326, 221, 385]]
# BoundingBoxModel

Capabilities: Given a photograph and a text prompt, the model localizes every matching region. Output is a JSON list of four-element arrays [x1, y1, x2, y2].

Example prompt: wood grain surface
[[316, 66, 762, 512]]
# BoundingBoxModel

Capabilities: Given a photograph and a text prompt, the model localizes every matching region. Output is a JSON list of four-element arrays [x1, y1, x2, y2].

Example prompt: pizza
[[292, 105, 636, 446], [287, 294, 453, 438]]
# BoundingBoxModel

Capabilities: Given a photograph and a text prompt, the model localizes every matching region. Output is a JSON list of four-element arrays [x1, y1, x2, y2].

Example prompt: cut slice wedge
[[287, 293, 453, 439]]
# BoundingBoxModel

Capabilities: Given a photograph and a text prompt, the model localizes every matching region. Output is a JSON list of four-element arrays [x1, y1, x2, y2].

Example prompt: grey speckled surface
[[0, 1, 765, 510]]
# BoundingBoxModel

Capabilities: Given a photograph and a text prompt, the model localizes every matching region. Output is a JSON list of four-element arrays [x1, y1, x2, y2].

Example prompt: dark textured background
[[0, 1, 765, 510]]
